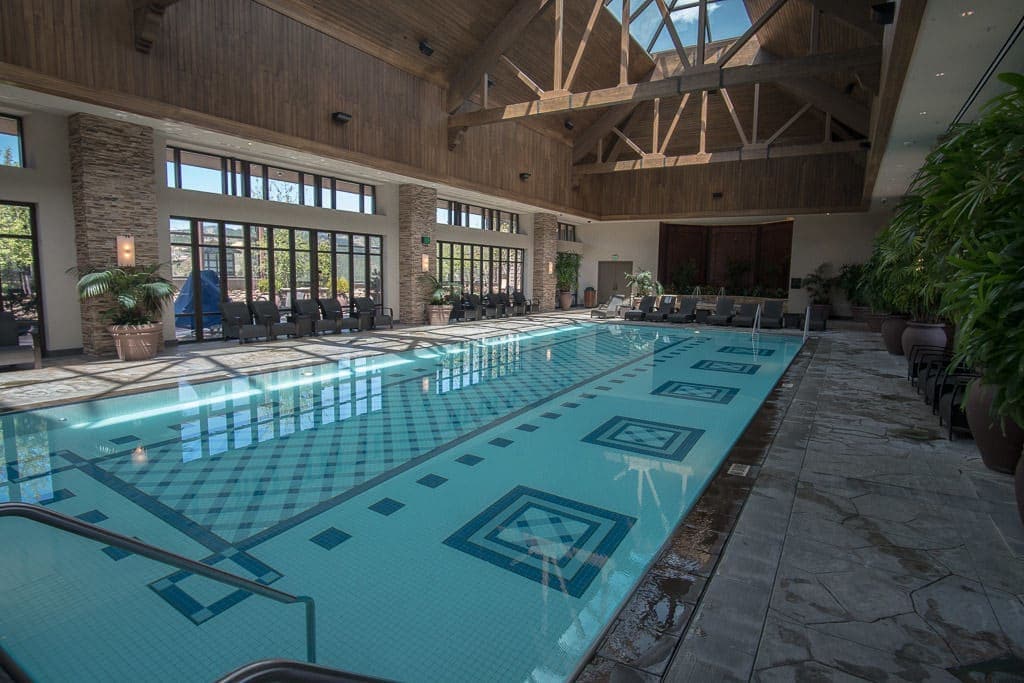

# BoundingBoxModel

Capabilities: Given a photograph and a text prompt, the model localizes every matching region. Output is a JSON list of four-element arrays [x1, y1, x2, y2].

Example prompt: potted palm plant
[[76, 264, 177, 361], [836, 263, 870, 321], [624, 270, 663, 302], [555, 252, 581, 310], [418, 272, 452, 325]]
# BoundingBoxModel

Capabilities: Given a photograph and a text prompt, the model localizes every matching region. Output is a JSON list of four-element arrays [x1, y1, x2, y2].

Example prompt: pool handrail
[[216, 658, 392, 683], [0, 502, 317, 664]]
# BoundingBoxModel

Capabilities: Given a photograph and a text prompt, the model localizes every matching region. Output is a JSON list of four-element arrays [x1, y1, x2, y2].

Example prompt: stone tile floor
[[579, 327, 1024, 682]]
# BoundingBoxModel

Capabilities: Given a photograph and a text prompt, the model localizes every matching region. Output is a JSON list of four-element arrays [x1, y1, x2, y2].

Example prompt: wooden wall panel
[[658, 224, 708, 286], [707, 225, 759, 287], [759, 220, 793, 289], [659, 220, 793, 292]]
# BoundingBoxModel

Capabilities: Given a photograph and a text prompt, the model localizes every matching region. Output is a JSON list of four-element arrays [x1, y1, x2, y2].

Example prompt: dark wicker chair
[[221, 302, 264, 343], [250, 301, 297, 339]]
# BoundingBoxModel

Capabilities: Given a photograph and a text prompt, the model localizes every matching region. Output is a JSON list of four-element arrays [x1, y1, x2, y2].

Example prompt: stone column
[[532, 213, 558, 312], [69, 114, 159, 355], [398, 184, 437, 324]]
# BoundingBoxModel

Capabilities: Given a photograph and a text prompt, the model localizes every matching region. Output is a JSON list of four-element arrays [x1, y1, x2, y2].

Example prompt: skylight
[[604, 0, 753, 55]]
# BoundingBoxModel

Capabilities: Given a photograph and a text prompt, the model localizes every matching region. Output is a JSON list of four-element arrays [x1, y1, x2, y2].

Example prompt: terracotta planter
[[558, 291, 573, 310], [425, 304, 452, 325], [901, 321, 947, 358], [850, 305, 871, 322], [880, 316, 908, 355], [964, 380, 1024, 474], [865, 313, 887, 333], [1016, 456, 1024, 526], [109, 323, 163, 361]]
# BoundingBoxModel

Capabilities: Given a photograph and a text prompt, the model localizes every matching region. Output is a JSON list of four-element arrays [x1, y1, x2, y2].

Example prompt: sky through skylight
[[604, 0, 752, 55]]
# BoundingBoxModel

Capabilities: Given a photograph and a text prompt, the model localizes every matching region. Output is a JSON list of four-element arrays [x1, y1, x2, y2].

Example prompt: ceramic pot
[[850, 305, 871, 322], [426, 305, 452, 325], [1016, 456, 1024, 526], [880, 316, 908, 355], [558, 291, 572, 310], [964, 379, 1024, 474], [810, 303, 831, 320], [865, 312, 887, 333], [901, 321, 947, 358], [109, 323, 163, 361]]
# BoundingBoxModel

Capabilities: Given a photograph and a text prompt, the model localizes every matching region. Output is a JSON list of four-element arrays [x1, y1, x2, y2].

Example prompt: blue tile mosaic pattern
[[652, 381, 740, 405], [416, 474, 447, 488], [582, 416, 705, 461], [717, 345, 775, 357], [443, 485, 635, 598], [310, 527, 352, 550], [691, 359, 761, 375], [368, 498, 404, 516], [455, 454, 483, 467]]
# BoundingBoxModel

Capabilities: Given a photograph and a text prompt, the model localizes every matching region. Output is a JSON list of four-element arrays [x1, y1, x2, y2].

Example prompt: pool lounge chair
[[645, 295, 677, 322], [624, 296, 656, 321], [707, 297, 735, 325], [449, 295, 475, 322], [591, 294, 625, 319], [317, 298, 361, 331], [221, 302, 264, 343], [0, 312, 41, 369], [250, 301, 298, 339], [732, 302, 760, 327], [761, 300, 784, 329], [667, 296, 698, 324], [292, 299, 336, 335], [511, 291, 531, 315], [353, 297, 393, 329], [484, 293, 507, 319], [465, 294, 485, 321]]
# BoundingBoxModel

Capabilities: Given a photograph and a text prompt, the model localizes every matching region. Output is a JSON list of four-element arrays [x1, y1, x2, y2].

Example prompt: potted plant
[[859, 252, 891, 333], [836, 263, 871, 321], [555, 252, 581, 310], [624, 270, 663, 304], [803, 262, 834, 320], [418, 272, 452, 325], [76, 264, 177, 361]]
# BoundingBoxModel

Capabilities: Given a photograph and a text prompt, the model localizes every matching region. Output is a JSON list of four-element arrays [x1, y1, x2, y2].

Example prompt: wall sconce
[[421, 253, 430, 272], [116, 234, 136, 267], [547, 261, 553, 275], [331, 111, 352, 124], [519, 172, 531, 181]]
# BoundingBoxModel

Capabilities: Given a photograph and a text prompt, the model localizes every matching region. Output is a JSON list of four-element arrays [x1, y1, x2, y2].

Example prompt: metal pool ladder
[[0, 502, 318, 664]]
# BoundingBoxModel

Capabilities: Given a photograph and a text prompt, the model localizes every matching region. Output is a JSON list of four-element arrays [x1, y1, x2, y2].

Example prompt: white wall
[[578, 220, 661, 295], [0, 110, 81, 352]]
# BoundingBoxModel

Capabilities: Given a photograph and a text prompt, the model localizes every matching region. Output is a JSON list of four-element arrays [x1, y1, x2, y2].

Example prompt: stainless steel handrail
[[0, 503, 317, 663], [216, 658, 391, 683]]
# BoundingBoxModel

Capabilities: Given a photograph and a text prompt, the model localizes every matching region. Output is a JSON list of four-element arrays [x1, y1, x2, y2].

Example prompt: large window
[[166, 146, 375, 214], [0, 115, 23, 167], [436, 241, 524, 296], [557, 222, 577, 242], [0, 203, 42, 349], [171, 216, 383, 341], [436, 199, 519, 233]]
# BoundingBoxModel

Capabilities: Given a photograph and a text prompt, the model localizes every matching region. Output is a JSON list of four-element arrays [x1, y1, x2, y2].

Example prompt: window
[[557, 222, 577, 242], [0, 114, 24, 167], [435, 199, 519, 233], [436, 241, 524, 296], [0, 203, 42, 349], [166, 146, 375, 214], [170, 216, 385, 342]]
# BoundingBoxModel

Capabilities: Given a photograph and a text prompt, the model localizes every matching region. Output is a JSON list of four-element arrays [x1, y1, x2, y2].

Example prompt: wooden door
[[597, 261, 632, 303]]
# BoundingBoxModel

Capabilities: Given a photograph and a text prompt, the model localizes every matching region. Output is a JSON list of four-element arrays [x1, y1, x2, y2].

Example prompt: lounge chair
[[624, 296, 656, 321], [808, 306, 828, 331], [732, 302, 760, 327], [465, 294, 485, 321], [645, 295, 677, 322], [498, 292, 513, 316], [511, 291, 531, 315], [591, 294, 625, 319], [448, 295, 472, 322], [292, 299, 336, 335], [250, 301, 297, 339], [353, 296, 393, 329], [761, 300, 784, 329], [317, 298, 361, 331], [484, 293, 506, 319], [667, 296, 698, 324], [707, 297, 735, 325], [0, 312, 41, 369], [221, 302, 264, 343]]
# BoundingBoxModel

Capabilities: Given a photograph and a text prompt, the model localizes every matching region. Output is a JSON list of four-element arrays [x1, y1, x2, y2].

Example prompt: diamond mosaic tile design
[[455, 454, 483, 467], [310, 527, 351, 550], [368, 498, 404, 516], [582, 416, 705, 461], [76, 509, 108, 524], [443, 485, 635, 598], [489, 438, 513, 448], [717, 345, 775, 357], [652, 381, 740, 405], [691, 359, 761, 375], [416, 474, 447, 488]]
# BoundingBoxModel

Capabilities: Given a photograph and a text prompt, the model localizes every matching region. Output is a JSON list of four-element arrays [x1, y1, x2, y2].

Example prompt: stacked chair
[[905, 343, 978, 440]]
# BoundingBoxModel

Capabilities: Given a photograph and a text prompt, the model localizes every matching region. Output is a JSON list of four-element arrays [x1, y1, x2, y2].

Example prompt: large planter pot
[[880, 316, 908, 355], [1016, 456, 1024, 526], [964, 380, 1024, 474], [558, 291, 573, 310], [425, 304, 453, 325], [109, 323, 163, 361], [810, 303, 831, 320], [901, 321, 948, 357], [865, 312, 887, 333], [850, 305, 871, 323]]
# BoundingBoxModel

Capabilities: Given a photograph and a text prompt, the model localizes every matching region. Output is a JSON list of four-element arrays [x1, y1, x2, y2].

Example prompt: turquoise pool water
[[0, 323, 801, 681]]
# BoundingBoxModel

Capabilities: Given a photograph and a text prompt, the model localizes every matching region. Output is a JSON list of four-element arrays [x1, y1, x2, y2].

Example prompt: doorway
[[597, 261, 632, 303], [0, 202, 44, 352]]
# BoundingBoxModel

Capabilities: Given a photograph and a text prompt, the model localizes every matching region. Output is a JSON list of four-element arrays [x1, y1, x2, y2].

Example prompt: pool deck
[[2, 314, 1021, 681]]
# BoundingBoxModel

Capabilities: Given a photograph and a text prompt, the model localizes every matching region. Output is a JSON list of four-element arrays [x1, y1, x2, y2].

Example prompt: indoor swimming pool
[[0, 322, 802, 681]]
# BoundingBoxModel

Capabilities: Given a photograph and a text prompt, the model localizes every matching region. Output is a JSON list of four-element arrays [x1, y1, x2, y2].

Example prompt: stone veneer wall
[[398, 184, 437, 323], [69, 114, 159, 355], [532, 213, 558, 312]]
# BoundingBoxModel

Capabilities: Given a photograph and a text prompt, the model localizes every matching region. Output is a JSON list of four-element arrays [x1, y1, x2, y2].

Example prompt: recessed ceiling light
[[935, 72, 945, 77], [919, 111, 927, 115], [961, 9, 974, 17]]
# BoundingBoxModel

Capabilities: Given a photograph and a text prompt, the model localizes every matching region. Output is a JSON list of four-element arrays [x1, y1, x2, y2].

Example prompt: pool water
[[0, 323, 801, 682]]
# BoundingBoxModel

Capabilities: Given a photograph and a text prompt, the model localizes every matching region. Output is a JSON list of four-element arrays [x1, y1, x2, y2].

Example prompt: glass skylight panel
[[605, 0, 752, 55]]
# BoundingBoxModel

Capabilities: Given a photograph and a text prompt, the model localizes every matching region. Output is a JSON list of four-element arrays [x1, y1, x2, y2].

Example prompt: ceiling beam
[[718, 0, 788, 67], [446, 0, 552, 112], [775, 76, 870, 137], [804, 0, 883, 43], [573, 139, 866, 174], [133, 0, 181, 53], [451, 47, 881, 128]]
